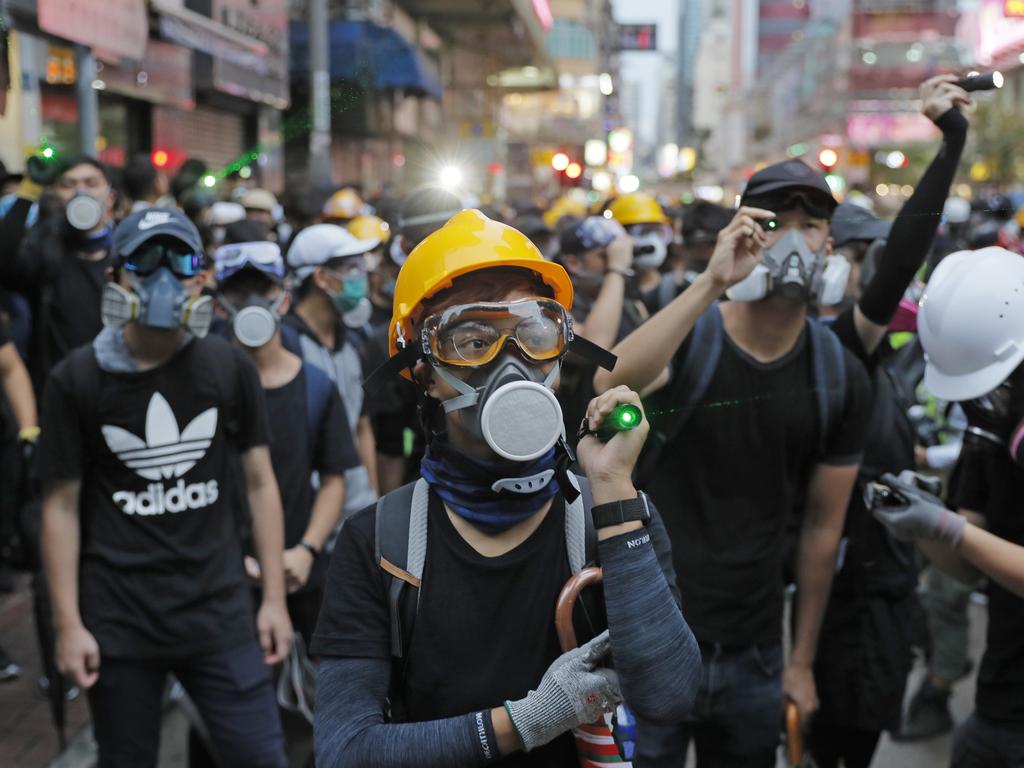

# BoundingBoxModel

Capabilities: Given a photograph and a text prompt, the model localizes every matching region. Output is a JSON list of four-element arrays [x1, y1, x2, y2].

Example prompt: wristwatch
[[299, 540, 321, 559], [590, 495, 651, 529]]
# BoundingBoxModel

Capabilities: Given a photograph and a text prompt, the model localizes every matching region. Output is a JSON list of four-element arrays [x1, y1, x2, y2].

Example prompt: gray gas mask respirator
[[101, 267, 214, 337], [218, 293, 287, 348], [65, 192, 105, 232], [726, 228, 849, 305], [431, 354, 564, 464]]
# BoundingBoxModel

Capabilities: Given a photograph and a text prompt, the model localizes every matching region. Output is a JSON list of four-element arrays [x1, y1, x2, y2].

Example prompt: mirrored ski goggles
[[421, 298, 572, 368], [123, 240, 204, 278]]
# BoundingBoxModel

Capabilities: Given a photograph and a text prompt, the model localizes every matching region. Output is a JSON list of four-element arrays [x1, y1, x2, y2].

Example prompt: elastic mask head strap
[[435, 358, 562, 414], [568, 334, 617, 371]]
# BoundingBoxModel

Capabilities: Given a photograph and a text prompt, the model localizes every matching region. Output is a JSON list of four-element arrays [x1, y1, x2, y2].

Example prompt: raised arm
[[579, 386, 701, 722], [594, 207, 773, 394], [853, 76, 970, 355]]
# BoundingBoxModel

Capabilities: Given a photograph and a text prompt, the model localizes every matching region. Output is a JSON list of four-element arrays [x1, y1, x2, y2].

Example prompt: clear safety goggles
[[213, 241, 285, 284], [420, 298, 572, 368]]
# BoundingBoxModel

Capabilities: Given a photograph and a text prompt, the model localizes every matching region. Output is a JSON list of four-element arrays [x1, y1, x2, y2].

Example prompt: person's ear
[[105, 266, 116, 283], [825, 235, 833, 257], [277, 289, 292, 317], [413, 360, 437, 397], [313, 266, 334, 293]]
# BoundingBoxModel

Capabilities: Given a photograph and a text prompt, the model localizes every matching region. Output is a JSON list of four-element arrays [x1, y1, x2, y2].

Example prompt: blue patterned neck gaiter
[[419, 439, 561, 534]]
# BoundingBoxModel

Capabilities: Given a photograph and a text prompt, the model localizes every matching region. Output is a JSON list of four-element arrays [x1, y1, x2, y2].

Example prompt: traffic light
[[818, 148, 839, 171], [151, 149, 170, 168]]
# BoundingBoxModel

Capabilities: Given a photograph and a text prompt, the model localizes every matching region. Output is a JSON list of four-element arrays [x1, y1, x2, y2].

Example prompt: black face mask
[[962, 366, 1024, 464]]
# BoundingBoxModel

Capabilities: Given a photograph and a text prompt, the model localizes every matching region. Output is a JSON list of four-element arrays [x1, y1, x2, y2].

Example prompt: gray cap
[[113, 208, 203, 260], [830, 203, 892, 248]]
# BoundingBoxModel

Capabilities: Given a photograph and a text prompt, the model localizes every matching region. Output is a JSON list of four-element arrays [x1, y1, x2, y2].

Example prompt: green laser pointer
[[595, 404, 643, 442]]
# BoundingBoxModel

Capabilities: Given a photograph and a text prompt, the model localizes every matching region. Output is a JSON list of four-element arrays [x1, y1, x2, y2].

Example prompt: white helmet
[[919, 247, 1024, 401]]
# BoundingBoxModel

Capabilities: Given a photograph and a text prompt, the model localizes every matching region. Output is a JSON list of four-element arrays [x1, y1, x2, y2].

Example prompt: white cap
[[286, 223, 380, 280], [209, 201, 246, 226], [920, 246, 1024, 401]]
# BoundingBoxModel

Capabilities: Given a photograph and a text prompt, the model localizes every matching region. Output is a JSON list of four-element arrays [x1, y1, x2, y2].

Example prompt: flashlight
[[955, 71, 1003, 92], [595, 404, 643, 442]]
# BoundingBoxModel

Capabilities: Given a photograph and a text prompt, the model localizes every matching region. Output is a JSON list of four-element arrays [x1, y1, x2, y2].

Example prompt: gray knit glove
[[868, 471, 966, 548], [504, 630, 622, 752]]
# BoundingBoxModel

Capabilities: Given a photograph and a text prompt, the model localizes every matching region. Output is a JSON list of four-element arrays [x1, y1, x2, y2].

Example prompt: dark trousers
[[636, 640, 783, 768], [952, 712, 1024, 768], [808, 722, 881, 768], [87, 641, 286, 768]]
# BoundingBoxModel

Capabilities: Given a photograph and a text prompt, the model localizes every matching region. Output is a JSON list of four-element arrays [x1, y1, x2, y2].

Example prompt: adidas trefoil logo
[[102, 393, 219, 516]]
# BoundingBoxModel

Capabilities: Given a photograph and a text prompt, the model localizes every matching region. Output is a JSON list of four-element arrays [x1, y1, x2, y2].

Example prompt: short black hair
[[56, 155, 112, 185], [122, 154, 158, 201], [683, 202, 733, 244], [218, 267, 278, 301]]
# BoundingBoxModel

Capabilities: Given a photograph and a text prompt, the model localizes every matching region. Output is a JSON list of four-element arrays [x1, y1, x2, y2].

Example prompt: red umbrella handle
[[555, 567, 604, 652]]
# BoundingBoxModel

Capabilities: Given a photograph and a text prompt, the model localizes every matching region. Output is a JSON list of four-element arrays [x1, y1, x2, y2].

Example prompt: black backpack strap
[[657, 272, 678, 313], [806, 319, 847, 456], [638, 304, 725, 483], [374, 479, 429, 660], [303, 363, 333, 454]]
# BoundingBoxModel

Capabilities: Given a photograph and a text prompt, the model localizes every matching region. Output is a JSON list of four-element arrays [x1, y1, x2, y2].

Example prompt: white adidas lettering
[[102, 393, 219, 516]]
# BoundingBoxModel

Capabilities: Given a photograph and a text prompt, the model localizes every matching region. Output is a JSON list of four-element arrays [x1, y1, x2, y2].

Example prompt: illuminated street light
[[566, 162, 583, 179], [619, 174, 640, 193], [599, 73, 614, 96], [592, 170, 612, 192], [438, 165, 464, 189], [552, 152, 570, 171], [818, 148, 839, 169]]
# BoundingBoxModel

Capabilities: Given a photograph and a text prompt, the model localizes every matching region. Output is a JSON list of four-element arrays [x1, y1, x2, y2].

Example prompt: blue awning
[[290, 21, 443, 100]]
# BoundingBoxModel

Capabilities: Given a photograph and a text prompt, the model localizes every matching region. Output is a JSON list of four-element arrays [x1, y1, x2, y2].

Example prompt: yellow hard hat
[[542, 195, 587, 229], [608, 193, 668, 226], [323, 188, 364, 220], [348, 214, 391, 244], [389, 209, 574, 360]]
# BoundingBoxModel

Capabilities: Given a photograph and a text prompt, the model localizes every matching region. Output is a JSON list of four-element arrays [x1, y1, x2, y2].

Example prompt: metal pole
[[74, 44, 99, 155], [309, 0, 332, 190]]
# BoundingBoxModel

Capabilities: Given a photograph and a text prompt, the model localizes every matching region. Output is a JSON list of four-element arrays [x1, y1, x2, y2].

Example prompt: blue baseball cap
[[214, 241, 285, 285], [113, 208, 203, 261]]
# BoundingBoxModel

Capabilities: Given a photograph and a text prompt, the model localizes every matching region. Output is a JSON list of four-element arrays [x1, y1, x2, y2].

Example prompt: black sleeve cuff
[[474, 710, 499, 762]]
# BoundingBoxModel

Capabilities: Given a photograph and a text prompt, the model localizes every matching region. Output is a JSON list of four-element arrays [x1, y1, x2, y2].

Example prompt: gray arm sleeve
[[314, 657, 499, 767], [599, 502, 700, 724]]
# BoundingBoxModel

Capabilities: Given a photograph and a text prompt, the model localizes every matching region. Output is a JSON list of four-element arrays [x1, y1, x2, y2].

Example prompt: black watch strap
[[590, 495, 651, 529], [300, 540, 321, 559]]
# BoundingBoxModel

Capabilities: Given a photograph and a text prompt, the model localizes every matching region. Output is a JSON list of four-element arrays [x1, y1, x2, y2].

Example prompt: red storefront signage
[[38, 0, 148, 61]]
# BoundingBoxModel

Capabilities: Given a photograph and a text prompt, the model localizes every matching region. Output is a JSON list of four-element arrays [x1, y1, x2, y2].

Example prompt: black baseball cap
[[830, 203, 891, 248], [113, 208, 203, 260], [740, 159, 837, 213]]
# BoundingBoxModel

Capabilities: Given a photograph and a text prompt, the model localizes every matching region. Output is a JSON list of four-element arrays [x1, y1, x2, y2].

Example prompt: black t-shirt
[[264, 364, 358, 549], [647, 319, 872, 644], [948, 444, 1024, 723], [312, 493, 578, 766], [37, 335, 269, 659], [47, 253, 109, 371]]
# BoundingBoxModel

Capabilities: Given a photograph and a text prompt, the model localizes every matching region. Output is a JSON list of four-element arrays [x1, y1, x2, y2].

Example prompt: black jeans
[[87, 641, 286, 768], [635, 640, 784, 768], [951, 712, 1024, 768]]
